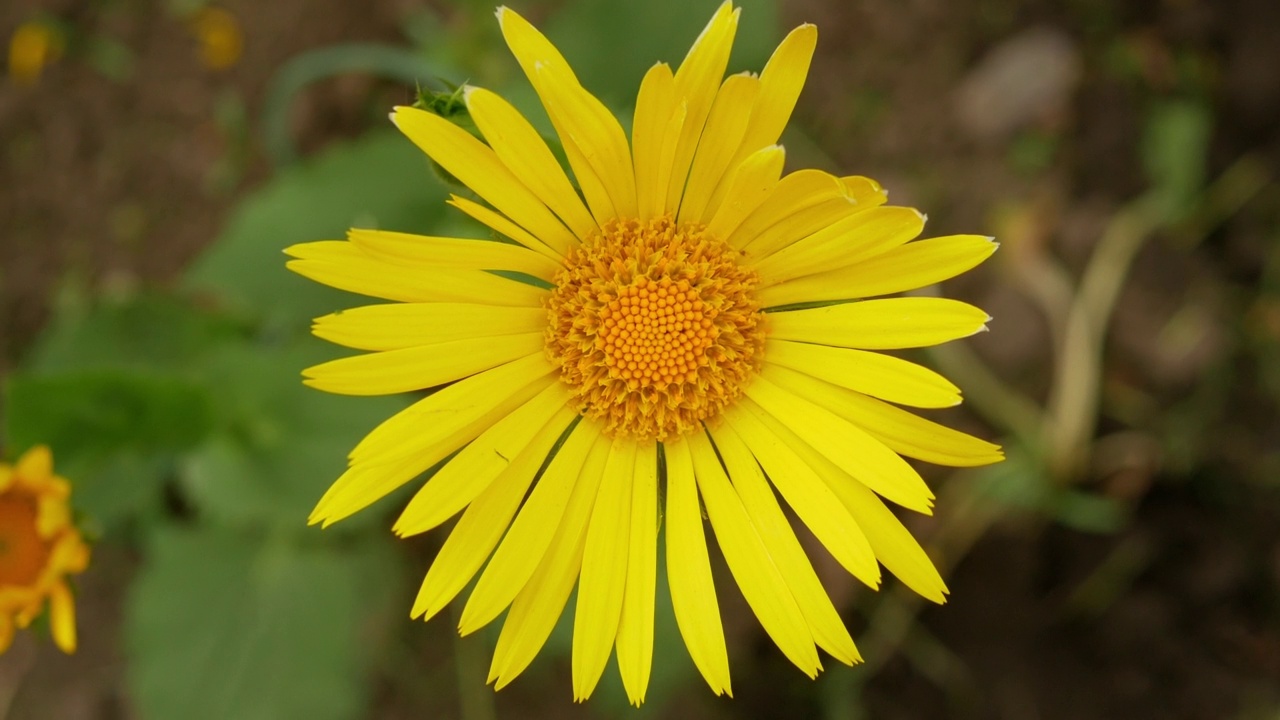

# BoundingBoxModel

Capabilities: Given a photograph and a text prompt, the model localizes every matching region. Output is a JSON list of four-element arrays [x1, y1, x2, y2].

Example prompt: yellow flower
[[288, 1, 1002, 704], [190, 7, 242, 71], [0, 446, 90, 654], [7, 21, 63, 86]]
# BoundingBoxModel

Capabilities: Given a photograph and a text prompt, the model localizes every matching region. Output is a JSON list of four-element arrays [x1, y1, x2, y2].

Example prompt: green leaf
[[126, 525, 395, 720], [180, 339, 409, 530], [1141, 98, 1212, 223], [23, 293, 243, 374], [5, 371, 214, 456], [183, 131, 447, 335]]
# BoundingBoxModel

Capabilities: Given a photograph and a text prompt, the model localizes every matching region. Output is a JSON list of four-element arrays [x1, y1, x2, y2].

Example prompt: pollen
[[544, 216, 766, 440]]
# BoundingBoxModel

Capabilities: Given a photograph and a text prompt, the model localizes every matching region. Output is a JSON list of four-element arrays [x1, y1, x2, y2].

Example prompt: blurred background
[[1, 0, 1278, 718]]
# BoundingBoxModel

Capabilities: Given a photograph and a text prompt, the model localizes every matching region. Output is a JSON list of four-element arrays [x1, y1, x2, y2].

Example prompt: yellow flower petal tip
[[290, 1, 1001, 703], [0, 446, 90, 656]]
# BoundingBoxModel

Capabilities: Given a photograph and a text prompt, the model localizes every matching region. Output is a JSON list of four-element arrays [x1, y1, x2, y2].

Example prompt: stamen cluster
[[545, 216, 766, 440]]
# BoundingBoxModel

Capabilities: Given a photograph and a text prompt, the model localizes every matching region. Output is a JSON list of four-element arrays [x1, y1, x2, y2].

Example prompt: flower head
[[0, 446, 91, 654], [288, 1, 1002, 704]]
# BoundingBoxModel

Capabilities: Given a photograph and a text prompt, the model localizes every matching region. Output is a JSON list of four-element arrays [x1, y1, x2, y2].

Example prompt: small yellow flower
[[289, 1, 1002, 704], [0, 446, 90, 654], [191, 7, 242, 71], [7, 21, 63, 86]]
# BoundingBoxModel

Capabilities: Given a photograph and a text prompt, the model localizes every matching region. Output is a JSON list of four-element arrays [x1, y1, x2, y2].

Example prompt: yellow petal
[[747, 408, 950, 603], [662, 437, 731, 696], [285, 242, 547, 306], [752, 206, 925, 286], [465, 86, 597, 240], [688, 430, 821, 677], [15, 444, 52, 480], [572, 436, 636, 701], [50, 582, 77, 653], [736, 23, 817, 157], [410, 409, 573, 622], [311, 303, 546, 352], [744, 372, 934, 513], [616, 441, 658, 706], [533, 64, 638, 220], [759, 234, 999, 308], [727, 170, 847, 251], [391, 106, 577, 256], [767, 297, 991, 349], [489, 431, 612, 689], [392, 382, 573, 537], [678, 72, 761, 225], [302, 333, 544, 396], [346, 227, 561, 281], [707, 421, 862, 665], [447, 195, 562, 262], [0, 615, 12, 654], [632, 63, 677, 221], [764, 339, 961, 409], [717, 409, 880, 591], [496, 6, 619, 225], [309, 354, 556, 525], [665, 1, 740, 215], [771, 369, 1004, 467], [704, 144, 785, 242], [460, 420, 602, 635]]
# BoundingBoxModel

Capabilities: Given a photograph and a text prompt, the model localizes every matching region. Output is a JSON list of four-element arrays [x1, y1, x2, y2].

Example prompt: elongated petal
[[767, 297, 991, 349], [617, 441, 658, 706], [759, 234, 999, 308], [766, 367, 1004, 467], [285, 242, 546, 306], [688, 430, 821, 677], [15, 444, 52, 480], [633, 63, 677, 221], [448, 195, 562, 262], [49, 582, 77, 653], [752, 206, 925, 285], [662, 438, 731, 696], [736, 23, 817, 156], [311, 303, 545, 352], [705, 145, 785, 241], [764, 340, 961, 408], [460, 420, 602, 634], [489, 432, 612, 689], [747, 408, 951, 602], [744, 372, 934, 513], [727, 170, 848, 250], [347, 227, 561, 281], [496, 6, 619, 224], [533, 65, 638, 220], [465, 86, 597, 240], [392, 382, 573, 537], [718, 410, 880, 590], [391, 106, 577, 255], [679, 73, 761, 224], [665, 1, 740, 215], [410, 409, 574, 621], [302, 333, 543, 396], [707, 422, 861, 665], [573, 436, 637, 701], [309, 355, 556, 525]]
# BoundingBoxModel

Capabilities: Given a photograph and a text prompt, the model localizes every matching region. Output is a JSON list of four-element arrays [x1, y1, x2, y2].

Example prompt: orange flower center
[[544, 216, 766, 440], [0, 494, 52, 588]]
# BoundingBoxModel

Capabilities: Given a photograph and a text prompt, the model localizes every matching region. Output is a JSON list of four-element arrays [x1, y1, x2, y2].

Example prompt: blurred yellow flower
[[0, 446, 90, 654], [191, 7, 242, 71], [7, 21, 63, 86], [289, 0, 1002, 704]]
